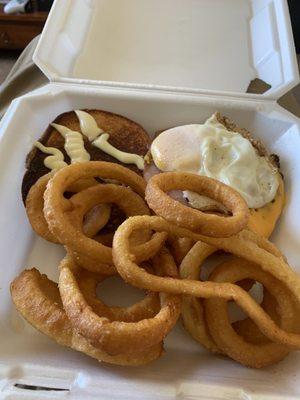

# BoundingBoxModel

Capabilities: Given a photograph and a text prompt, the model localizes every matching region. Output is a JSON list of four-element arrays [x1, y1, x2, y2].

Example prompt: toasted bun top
[[22, 109, 150, 202]]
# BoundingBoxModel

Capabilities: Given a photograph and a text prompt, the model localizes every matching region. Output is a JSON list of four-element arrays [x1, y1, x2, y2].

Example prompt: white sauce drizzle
[[75, 110, 145, 170], [75, 110, 103, 141], [34, 141, 67, 170], [51, 123, 90, 163], [92, 133, 144, 170]]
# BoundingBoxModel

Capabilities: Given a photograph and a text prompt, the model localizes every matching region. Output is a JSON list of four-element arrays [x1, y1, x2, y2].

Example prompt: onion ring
[[179, 243, 270, 352], [44, 162, 166, 269], [168, 236, 195, 265], [26, 172, 110, 243], [77, 268, 160, 322], [179, 241, 217, 352], [112, 215, 300, 349], [204, 259, 296, 368], [180, 243, 293, 365], [59, 253, 181, 355], [59, 183, 167, 274], [25, 172, 58, 243], [145, 172, 249, 237], [10, 268, 163, 366], [232, 289, 279, 345]]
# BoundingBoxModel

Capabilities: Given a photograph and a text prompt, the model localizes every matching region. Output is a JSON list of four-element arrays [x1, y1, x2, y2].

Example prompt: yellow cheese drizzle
[[75, 110, 145, 170], [51, 123, 90, 163], [34, 141, 67, 170]]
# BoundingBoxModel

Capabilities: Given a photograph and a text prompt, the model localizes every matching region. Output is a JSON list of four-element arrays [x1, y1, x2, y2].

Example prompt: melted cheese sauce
[[51, 123, 90, 163], [248, 176, 284, 238], [34, 141, 67, 170]]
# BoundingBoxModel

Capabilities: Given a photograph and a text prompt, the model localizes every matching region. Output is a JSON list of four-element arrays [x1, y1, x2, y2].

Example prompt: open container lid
[[33, 0, 299, 100]]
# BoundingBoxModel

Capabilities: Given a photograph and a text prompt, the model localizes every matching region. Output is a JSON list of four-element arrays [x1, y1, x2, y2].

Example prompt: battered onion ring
[[179, 243, 292, 362], [10, 268, 163, 366], [112, 215, 300, 349], [177, 210, 285, 339], [59, 253, 181, 355], [204, 259, 296, 368], [26, 172, 110, 243], [62, 183, 167, 274], [232, 289, 279, 345], [44, 162, 166, 267], [179, 241, 217, 353], [145, 172, 249, 237], [179, 242, 277, 352], [94, 232, 114, 246], [168, 236, 195, 265], [78, 269, 160, 322], [26, 173, 58, 243]]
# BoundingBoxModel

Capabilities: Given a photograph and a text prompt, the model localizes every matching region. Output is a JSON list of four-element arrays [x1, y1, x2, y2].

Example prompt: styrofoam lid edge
[[265, 0, 299, 99], [32, 0, 299, 102]]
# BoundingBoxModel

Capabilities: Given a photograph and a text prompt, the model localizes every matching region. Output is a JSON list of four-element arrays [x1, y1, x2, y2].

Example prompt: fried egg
[[150, 114, 284, 237]]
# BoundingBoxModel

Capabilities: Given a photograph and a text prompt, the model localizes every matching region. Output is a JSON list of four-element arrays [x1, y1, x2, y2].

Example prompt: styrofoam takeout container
[[33, 0, 299, 98], [0, 0, 300, 399]]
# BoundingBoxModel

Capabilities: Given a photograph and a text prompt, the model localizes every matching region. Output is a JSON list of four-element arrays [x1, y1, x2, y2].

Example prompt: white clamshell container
[[0, 0, 300, 399], [33, 0, 299, 98]]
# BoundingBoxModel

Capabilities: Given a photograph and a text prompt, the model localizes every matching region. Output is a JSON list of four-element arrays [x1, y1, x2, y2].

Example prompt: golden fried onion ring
[[204, 259, 297, 368], [179, 240, 282, 354], [44, 162, 166, 268], [59, 253, 181, 355], [26, 173, 58, 243], [112, 215, 300, 349], [179, 242, 294, 366], [61, 183, 166, 274], [179, 241, 217, 353], [78, 268, 160, 322], [168, 236, 195, 265], [145, 172, 249, 237], [10, 268, 163, 366], [26, 172, 111, 243]]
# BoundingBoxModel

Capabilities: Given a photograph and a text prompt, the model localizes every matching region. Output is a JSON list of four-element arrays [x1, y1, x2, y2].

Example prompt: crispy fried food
[[179, 241, 278, 354], [10, 268, 163, 366], [59, 253, 181, 355], [50, 180, 166, 274], [112, 215, 300, 350], [26, 173, 58, 243], [43, 162, 141, 247], [145, 172, 249, 237], [78, 269, 160, 322], [14, 152, 298, 369], [204, 259, 296, 368], [232, 289, 280, 344], [168, 236, 195, 265], [179, 243, 294, 366], [179, 241, 218, 352], [65, 183, 151, 275], [25, 172, 109, 243]]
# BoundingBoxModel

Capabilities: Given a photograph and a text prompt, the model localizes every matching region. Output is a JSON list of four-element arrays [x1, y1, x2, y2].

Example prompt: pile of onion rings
[[11, 163, 300, 368]]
